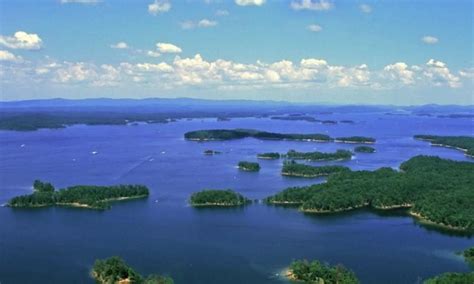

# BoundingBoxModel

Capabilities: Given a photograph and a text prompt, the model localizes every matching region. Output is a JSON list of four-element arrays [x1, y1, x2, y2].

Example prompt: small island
[[340, 120, 355, 124], [266, 156, 474, 232], [423, 272, 474, 284], [184, 129, 332, 142], [257, 152, 280, 160], [282, 161, 350, 178], [321, 120, 337, 124], [285, 259, 359, 284], [270, 116, 319, 122], [463, 247, 474, 263], [8, 180, 149, 210], [203, 149, 221, 155], [190, 189, 251, 207], [354, 145, 376, 153], [335, 136, 376, 144], [238, 161, 261, 172], [285, 149, 352, 161], [92, 256, 173, 284], [414, 135, 474, 158]]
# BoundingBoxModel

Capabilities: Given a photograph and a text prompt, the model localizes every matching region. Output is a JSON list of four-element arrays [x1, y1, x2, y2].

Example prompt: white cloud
[[307, 24, 322, 32], [424, 59, 460, 88], [0, 50, 22, 62], [235, 0, 266, 6], [198, 19, 218, 28], [60, 0, 101, 3], [216, 9, 229, 16], [110, 42, 129, 49], [156, 42, 182, 53], [291, 0, 333, 11], [148, 0, 171, 15], [359, 4, 372, 13], [0, 31, 42, 50], [421, 36, 439, 44], [383, 62, 414, 85], [146, 50, 161, 57]]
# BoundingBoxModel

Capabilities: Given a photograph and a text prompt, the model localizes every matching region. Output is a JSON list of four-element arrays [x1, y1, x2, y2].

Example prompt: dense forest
[[285, 149, 352, 161], [288, 259, 359, 284], [335, 136, 376, 143], [184, 129, 332, 142], [257, 152, 281, 159], [266, 156, 474, 231], [423, 272, 474, 284], [282, 161, 350, 178], [189, 189, 251, 206], [415, 135, 474, 157], [8, 181, 149, 210], [92, 256, 174, 284], [238, 161, 261, 172], [354, 146, 376, 153]]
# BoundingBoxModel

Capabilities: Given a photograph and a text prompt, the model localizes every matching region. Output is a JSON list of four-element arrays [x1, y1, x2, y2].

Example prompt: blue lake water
[[0, 112, 473, 283]]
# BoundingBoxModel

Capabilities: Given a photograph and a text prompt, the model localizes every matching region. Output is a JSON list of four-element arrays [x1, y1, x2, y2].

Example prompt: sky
[[0, 0, 473, 105]]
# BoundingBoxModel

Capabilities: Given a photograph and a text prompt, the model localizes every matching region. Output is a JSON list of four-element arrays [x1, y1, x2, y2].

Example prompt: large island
[[184, 129, 332, 142], [282, 161, 350, 178], [266, 156, 474, 232], [8, 180, 149, 210], [92, 256, 173, 284], [190, 189, 251, 207], [285, 149, 353, 161]]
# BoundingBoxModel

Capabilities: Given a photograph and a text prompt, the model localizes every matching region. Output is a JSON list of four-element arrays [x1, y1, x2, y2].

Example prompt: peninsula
[[285, 259, 359, 284], [190, 189, 251, 207], [8, 180, 149, 210], [92, 256, 173, 284], [266, 156, 474, 232], [423, 272, 474, 284], [415, 135, 474, 158]]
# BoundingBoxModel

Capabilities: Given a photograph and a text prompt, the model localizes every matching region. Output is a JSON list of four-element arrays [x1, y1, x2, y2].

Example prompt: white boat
[[91, 151, 98, 155]]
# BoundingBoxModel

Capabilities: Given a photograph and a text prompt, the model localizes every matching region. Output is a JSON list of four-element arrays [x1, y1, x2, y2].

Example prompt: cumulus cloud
[[307, 24, 322, 32], [0, 50, 22, 62], [146, 50, 161, 57], [291, 0, 333, 11], [181, 19, 218, 29], [0, 31, 43, 50], [383, 62, 414, 85], [110, 42, 129, 49], [148, 0, 171, 15], [156, 42, 182, 53], [235, 0, 266, 6], [359, 4, 372, 13], [421, 36, 439, 44], [424, 59, 460, 88]]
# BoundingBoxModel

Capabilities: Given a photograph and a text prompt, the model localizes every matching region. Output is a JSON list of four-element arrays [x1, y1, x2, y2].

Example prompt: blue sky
[[0, 0, 473, 105]]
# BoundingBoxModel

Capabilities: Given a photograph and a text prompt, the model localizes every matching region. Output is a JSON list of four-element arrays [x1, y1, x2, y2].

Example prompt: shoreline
[[334, 140, 375, 144], [409, 211, 470, 232], [191, 202, 247, 207], [414, 138, 473, 158], [281, 172, 327, 178]]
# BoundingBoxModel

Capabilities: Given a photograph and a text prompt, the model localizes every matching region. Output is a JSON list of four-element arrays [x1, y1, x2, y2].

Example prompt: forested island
[[270, 116, 319, 122], [189, 189, 250, 207], [415, 135, 474, 158], [334, 136, 376, 144], [238, 161, 260, 172], [423, 272, 474, 284], [266, 156, 474, 232], [282, 161, 350, 178], [354, 146, 376, 153], [8, 180, 149, 210], [92, 256, 173, 284], [184, 129, 332, 142], [285, 149, 353, 161], [464, 247, 474, 263], [257, 152, 281, 159], [286, 259, 359, 284]]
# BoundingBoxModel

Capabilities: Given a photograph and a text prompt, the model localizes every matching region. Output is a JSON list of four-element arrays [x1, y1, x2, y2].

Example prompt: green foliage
[[415, 135, 474, 157], [92, 257, 174, 284], [463, 247, 474, 262], [257, 152, 281, 159], [9, 182, 149, 210], [184, 129, 332, 142], [423, 272, 474, 284], [282, 161, 350, 178], [335, 136, 376, 143], [289, 259, 359, 284], [285, 149, 352, 161], [267, 156, 474, 231], [190, 189, 250, 206], [238, 161, 260, 172], [33, 180, 55, 192], [354, 146, 376, 153]]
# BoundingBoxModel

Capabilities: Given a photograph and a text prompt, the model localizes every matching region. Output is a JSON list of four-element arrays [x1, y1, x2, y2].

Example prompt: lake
[[0, 111, 473, 283]]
